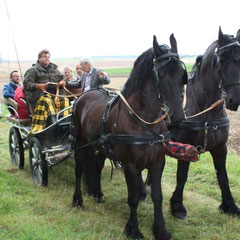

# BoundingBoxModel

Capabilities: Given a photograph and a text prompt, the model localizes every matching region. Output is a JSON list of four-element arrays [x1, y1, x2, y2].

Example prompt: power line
[[4, 0, 23, 81]]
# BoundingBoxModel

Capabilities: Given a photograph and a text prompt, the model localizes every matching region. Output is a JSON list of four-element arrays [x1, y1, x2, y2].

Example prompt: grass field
[[0, 106, 240, 240]]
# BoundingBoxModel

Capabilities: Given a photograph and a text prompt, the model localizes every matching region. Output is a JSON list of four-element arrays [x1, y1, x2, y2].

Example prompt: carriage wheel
[[9, 127, 24, 169], [29, 137, 48, 186]]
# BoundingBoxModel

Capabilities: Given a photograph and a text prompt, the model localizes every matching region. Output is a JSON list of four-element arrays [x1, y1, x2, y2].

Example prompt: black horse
[[72, 35, 187, 239], [170, 28, 240, 220]]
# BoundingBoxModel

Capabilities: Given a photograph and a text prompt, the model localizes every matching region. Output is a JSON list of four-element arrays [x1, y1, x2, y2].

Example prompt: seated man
[[3, 70, 21, 99], [23, 49, 70, 132], [61, 57, 110, 92]]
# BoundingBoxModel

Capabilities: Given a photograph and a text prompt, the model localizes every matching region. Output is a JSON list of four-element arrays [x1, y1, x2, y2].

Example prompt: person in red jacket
[[14, 86, 29, 119]]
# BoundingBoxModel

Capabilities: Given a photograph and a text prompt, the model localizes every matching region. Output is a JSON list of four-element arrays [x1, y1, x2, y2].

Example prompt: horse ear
[[218, 26, 225, 47], [170, 33, 178, 53], [153, 35, 162, 56], [236, 29, 240, 43]]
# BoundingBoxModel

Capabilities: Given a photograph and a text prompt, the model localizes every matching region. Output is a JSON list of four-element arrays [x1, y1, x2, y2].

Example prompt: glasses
[[76, 68, 82, 70]]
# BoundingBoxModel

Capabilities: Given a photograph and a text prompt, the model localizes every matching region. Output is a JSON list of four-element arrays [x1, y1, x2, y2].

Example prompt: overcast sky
[[0, 0, 239, 61]]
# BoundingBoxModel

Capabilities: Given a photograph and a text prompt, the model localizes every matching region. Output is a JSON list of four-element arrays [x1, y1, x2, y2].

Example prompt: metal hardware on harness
[[195, 122, 208, 154]]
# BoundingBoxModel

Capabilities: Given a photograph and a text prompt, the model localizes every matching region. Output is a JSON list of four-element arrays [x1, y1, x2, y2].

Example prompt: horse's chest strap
[[100, 132, 171, 146], [177, 117, 230, 131]]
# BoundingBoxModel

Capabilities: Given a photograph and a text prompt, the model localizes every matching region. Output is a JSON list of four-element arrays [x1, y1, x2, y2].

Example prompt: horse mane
[[121, 48, 154, 97], [191, 55, 203, 73]]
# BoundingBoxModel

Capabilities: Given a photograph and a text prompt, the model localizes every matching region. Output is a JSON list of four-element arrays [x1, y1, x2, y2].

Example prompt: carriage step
[[46, 151, 71, 166]]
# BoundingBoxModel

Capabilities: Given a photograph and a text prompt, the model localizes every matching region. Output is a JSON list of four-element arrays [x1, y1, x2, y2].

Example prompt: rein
[[186, 96, 226, 119], [118, 92, 168, 125], [43, 82, 81, 99]]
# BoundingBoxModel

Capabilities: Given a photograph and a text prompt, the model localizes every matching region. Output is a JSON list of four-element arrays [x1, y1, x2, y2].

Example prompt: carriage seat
[[4, 97, 32, 126]]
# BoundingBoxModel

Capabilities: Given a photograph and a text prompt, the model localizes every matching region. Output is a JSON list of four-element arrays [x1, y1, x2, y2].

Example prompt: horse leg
[[124, 166, 144, 239], [210, 144, 240, 219], [93, 153, 106, 203], [83, 146, 96, 195], [170, 160, 190, 219], [137, 173, 147, 201], [151, 163, 171, 240], [72, 148, 85, 207]]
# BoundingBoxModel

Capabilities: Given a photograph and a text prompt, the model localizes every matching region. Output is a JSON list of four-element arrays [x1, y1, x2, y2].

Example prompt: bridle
[[152, 51, 187, 101], [214, 40, 240, 91]]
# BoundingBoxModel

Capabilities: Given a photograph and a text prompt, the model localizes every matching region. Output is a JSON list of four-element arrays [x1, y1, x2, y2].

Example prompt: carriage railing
[[56, 105, 73, 122]]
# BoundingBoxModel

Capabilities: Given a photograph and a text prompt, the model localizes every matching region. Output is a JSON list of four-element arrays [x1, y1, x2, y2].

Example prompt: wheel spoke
[[31, 157, 37, 166], [11, 134, 16, 145], [15, 152, 20, 165], [38, 164, 42, 174], [33, 165, 42, 185], [32, 144, 38, 160]]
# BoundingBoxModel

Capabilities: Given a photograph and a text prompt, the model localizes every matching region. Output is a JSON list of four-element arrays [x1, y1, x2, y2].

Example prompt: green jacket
[[23, 62, 63, 107]]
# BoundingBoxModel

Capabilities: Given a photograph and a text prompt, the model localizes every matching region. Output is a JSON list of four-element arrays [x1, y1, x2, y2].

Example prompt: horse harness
[[73, 87, 171, 162], [72, 50, 188, 161]]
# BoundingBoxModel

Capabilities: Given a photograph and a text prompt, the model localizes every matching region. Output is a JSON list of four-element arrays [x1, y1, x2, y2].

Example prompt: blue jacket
[[3, 82, 20, 98]]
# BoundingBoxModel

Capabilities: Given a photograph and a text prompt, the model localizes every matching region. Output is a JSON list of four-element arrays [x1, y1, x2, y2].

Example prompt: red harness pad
[[165, 141, 199, 162]]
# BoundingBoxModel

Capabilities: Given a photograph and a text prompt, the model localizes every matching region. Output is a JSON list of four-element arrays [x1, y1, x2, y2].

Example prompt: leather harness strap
[[186, 97, 226, 119], [118, 92, 168, 125], [178, 117, 230, 131]]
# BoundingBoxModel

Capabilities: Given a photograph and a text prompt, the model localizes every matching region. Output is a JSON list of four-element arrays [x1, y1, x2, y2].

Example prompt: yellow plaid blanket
[[31, 93, 71, 133]]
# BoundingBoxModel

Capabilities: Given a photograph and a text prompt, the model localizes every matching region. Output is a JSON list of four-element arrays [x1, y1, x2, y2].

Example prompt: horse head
[[153, 35, 187, 125], [216, 27, 240, 111]]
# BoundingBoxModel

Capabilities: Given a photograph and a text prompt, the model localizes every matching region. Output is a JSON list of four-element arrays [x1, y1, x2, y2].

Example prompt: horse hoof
[[125, 223, 144, 239], [152, 226, 172, 240], [72, 200, 83, 208], [172, 212, 188, 220], [170, 201, 188, 220], [95, 195, 106, 203], [219, 204, 240, 220]]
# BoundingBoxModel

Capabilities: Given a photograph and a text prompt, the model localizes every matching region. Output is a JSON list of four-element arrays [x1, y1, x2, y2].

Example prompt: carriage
[[4, 97, 73, 186]]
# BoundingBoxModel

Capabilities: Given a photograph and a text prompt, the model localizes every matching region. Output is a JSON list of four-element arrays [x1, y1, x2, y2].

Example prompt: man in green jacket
[[23, 49, 70, 132]]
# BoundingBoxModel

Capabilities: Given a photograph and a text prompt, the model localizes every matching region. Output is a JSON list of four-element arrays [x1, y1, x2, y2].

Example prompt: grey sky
[[0, 0, 239, 60]]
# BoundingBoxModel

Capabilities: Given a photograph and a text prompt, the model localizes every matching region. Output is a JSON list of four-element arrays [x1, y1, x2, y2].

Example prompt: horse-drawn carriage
[[2, 28, 240, 239], [4, 97, 73, 186]]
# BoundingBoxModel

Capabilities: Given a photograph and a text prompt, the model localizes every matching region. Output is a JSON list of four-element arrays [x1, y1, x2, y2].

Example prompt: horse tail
[[83, 150, 105, 196]]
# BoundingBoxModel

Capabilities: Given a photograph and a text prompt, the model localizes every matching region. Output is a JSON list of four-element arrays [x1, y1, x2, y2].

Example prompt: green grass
[[0, 108, 239, 239], [104, 67, 132, 75]]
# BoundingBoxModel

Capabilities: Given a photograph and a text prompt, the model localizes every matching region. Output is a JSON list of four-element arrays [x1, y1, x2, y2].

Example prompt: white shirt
[[84, 68, 93, 92]]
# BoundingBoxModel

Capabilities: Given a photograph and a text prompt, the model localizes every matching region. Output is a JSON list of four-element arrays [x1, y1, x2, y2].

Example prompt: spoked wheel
[[29, 137, 48, 186], [9, 127, 24, 169]]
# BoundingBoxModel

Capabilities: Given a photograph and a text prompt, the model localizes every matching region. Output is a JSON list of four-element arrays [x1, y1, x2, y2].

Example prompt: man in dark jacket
[[23, 49, 70, 132], [3, 71, 21, 99]]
